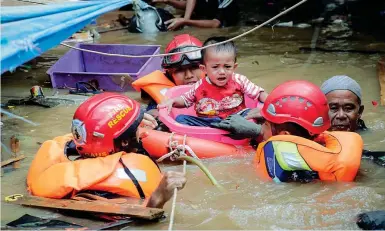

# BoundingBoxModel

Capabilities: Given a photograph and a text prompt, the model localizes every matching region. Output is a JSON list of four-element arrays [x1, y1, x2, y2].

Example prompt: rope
[[169, 132, 175, 150], [168, 134, 187, 231], [168, 187, 178, 231], [156, 133, 220, 188], [59, 0, 308, 58], [155, 132, 222, 230], [157, 132, 200, 162], [179, 144, 199, 159], [156, 149, 178, 162]]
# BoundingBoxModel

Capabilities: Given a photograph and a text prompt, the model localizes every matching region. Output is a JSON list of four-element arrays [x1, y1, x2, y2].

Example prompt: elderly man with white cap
[[320, 76, 384, 167], [320, 75, 367, 132]]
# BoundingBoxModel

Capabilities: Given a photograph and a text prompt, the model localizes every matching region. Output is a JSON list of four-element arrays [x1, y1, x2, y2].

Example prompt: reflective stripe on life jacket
[[254, 131, 363, 182]]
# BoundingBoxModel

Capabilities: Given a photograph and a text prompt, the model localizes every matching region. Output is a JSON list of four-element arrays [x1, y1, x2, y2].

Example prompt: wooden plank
[[1, 155, 25, 167], [5, 195, 164, 220], [378, 57, 385, 106]]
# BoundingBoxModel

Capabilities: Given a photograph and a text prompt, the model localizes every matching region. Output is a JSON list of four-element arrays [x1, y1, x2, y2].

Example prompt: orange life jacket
[[27, 134, 162, 199], [254, 131, 363, 182], [132, 70, 175, 104]]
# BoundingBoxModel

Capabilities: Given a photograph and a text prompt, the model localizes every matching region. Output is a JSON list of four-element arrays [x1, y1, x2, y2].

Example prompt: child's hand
[[157, 99, 175, 115]]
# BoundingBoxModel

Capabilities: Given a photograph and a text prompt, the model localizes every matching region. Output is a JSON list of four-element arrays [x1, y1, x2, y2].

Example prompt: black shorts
[[192, 0, 239, 27]]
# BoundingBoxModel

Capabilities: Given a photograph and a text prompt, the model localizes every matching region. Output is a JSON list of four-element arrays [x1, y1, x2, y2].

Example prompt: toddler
[[158, 36, 268, 127]]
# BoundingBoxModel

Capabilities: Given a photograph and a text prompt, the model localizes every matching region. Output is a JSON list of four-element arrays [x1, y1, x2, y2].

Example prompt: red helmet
[[162, 34, 203, 69], [71, 93, 143, 158], [261, 80, 330, 134]]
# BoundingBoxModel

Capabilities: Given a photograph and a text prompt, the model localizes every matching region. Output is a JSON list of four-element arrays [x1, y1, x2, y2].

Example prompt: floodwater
[[1, 24, 385, 230]]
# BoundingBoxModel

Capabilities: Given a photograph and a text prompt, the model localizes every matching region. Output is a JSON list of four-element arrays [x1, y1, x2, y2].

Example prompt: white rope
[[174, 144, 199, 159], [152, 132, 208, 230], [168, 134, 187, 231], [156, 149, 178, 162], [168, 187, 179, 231], [156, 132, 200, 162], [169, 132, 175, 151], [60, 0, 307, 58]]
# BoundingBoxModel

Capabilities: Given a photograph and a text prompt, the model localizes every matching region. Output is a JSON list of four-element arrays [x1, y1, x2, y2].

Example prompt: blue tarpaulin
[[0, 0, 147, 74]]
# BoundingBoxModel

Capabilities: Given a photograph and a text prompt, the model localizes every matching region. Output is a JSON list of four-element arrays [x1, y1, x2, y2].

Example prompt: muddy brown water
[[1, 25, 385, 230]]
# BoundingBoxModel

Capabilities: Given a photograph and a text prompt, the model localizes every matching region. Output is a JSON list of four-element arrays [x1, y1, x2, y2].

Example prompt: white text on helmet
[[107, 104, 126, 119]]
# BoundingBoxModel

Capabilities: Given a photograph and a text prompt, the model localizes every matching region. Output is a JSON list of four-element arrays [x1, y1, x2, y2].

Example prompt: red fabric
[[181, 73, 264, 118]]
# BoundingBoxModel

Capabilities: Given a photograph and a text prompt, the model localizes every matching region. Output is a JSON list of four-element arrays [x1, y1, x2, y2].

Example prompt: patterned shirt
[[180, 73, 264, 118]]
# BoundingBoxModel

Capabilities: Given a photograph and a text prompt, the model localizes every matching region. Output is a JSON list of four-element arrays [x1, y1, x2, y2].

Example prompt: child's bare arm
[[158, 79, 199, 114], [258, 91, 269, 102], [172, 96, 187, 108], [157, 96, 186, 114], [235, 74, 266, 102]]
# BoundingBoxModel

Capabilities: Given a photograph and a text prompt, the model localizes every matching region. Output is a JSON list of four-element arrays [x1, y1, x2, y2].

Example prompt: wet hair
[[201, 36, 237, 63], [272, 122, 314, 140]]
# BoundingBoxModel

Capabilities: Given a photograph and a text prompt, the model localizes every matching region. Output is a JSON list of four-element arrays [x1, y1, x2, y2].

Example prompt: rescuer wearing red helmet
[[144, 34, 204, 119], [162, 34, 203, 86], [211, 80, 337, 182], [212, 80, 364, 183], [71, 92, 149, 157], [251, 81, 362, 183], [27, 92, 186, 209], [211, 80, 331, 141], [258, 80, 330, 141]]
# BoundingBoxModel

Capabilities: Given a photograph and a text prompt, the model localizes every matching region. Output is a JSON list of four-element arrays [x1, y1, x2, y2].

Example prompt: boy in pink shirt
[[158, 36, 268, 127]]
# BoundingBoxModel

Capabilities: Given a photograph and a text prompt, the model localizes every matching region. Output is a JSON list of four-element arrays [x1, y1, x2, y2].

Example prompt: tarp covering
[[0, 0, 147, 74]]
